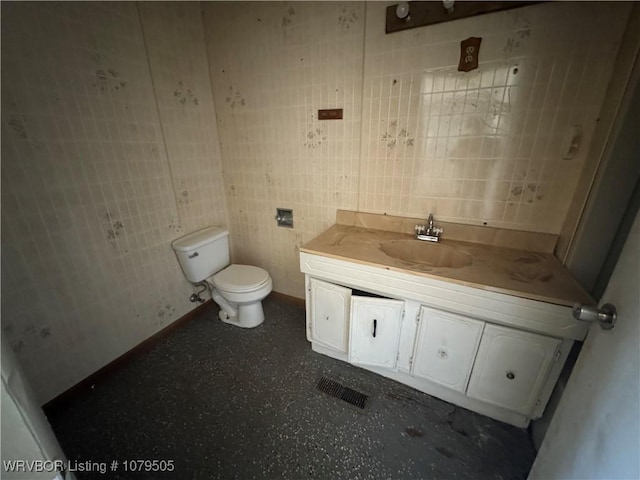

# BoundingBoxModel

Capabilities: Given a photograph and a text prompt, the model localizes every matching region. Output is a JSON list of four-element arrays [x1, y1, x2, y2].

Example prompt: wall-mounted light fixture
[[385, 1, 539, 35]]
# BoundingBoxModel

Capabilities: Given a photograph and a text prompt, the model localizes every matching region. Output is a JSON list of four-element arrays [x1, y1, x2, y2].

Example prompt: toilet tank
[[171, 226, 230, 283]]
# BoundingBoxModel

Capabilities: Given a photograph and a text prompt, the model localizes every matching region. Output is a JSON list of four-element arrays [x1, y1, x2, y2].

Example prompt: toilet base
[[218, 302, 264, 328]]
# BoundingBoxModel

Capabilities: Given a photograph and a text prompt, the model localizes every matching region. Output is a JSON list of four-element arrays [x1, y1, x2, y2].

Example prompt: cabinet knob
[[437, 348, 448, 359], [506, 371, 515, 380]]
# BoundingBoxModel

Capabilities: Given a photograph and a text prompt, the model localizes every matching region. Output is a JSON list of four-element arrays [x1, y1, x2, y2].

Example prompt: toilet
[[171, 226, 272, 328]]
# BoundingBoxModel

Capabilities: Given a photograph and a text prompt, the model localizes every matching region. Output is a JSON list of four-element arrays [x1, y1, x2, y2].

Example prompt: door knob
[[572, 303, 617, 330]]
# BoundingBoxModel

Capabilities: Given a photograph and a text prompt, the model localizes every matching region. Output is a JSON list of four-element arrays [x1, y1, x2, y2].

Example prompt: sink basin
[[380, 240, 472, 268]]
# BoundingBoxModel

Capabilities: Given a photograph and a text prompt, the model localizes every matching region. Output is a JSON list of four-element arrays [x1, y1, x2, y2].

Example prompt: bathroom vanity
[[299, 210, 594, 427]]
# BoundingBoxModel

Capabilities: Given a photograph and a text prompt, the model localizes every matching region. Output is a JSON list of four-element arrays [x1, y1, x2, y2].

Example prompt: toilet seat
[[212, 264, 270, 293]]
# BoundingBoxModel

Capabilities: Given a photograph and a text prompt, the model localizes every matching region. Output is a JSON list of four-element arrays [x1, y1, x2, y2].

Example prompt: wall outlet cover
[[458, 37, 482, 72]]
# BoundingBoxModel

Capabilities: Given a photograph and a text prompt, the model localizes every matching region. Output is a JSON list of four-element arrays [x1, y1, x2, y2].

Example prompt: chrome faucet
[[415, 213, 443, 242]]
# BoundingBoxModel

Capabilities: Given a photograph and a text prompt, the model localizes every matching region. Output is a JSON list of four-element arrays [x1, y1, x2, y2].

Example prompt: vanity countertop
[[301, 224, 594, 307]]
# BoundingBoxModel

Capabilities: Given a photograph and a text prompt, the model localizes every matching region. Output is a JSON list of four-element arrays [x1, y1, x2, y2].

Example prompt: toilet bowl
[[171, 226, 273, 329], [209, 264, 273, 328]]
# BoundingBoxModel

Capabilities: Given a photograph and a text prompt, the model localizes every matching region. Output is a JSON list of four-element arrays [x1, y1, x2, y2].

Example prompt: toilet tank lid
[[171, 226, 229, 252]]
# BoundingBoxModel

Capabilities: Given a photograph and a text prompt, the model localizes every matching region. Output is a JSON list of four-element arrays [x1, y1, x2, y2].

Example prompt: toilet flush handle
[[188, 251, 199, 259]]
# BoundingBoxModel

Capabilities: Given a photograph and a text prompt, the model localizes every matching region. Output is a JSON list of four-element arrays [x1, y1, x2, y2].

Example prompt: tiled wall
[[204, 1, 632, 298], [203, 2, 365, 297], [139, 2, 227, 234], [359, 2, 631, 232], [1, 2, 227, 403]]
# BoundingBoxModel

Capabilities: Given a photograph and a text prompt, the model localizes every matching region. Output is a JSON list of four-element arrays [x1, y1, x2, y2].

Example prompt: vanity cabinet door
[[411, 307, 484, 392], [467, 324, 561, 415], [349, 297, 404, 369], [309, 278, 351, 353]]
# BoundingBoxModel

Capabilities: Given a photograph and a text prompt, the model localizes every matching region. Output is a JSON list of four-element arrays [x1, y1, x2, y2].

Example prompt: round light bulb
[[396, 2, 410, 19], [442, 0, 455, 14]]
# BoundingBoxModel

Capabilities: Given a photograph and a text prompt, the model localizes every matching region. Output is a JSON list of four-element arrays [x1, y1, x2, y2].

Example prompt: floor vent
[[316, 376, 368, 409]]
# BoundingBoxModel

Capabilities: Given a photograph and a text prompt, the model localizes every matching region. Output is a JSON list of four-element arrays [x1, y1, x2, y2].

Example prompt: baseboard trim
[[269, 290, 305, 308], [43, 300, 213, 416]]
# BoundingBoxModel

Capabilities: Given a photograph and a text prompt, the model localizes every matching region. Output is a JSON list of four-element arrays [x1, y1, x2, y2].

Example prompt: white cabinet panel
[[349, 297, 404, 369], [467, 324, 561, 415], [309, 278, 351, 353], [412, 307, 484, 392], [300, 261, 578, 427]]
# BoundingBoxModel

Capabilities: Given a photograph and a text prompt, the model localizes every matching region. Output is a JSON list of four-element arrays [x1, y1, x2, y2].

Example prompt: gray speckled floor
[[46, 296, 535, 479]]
